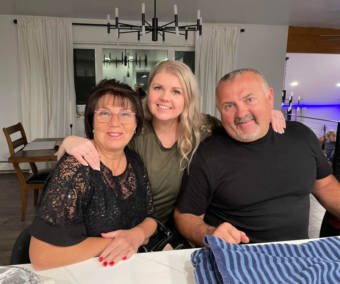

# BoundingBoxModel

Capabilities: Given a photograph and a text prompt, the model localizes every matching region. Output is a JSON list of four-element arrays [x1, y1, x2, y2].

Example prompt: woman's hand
[[57, 136, 100, 170], [271, 109, 286, 134], [99, 227, 145, 266]]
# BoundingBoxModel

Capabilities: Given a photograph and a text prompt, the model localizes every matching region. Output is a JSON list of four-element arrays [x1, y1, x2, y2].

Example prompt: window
[[102, 48, 168, 92], [175, 51, 195, 73], [73, 49, 96, 105], [73, 46, 194, 106]]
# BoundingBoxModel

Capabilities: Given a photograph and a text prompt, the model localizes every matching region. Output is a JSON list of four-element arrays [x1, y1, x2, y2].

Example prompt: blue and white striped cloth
[[191, 236, 340, 284]]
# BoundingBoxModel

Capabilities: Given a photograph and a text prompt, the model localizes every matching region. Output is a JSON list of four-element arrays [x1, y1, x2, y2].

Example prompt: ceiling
[[285, 53, 340, 105], [1, 0, 340, 29], [1, 0, 340, 105]]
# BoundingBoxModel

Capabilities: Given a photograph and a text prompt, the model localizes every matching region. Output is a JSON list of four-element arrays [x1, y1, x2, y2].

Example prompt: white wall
[[0, 15, 20, 170], [0, 15, 288, 170], [236, 24, 288, 110]]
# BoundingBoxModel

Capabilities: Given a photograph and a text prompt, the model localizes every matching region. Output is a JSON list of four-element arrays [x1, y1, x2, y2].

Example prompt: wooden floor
[[0, 173, 35, 265]]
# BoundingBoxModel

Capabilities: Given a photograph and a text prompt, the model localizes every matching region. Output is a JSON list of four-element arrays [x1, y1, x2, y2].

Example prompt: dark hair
[[84, 79, 144, 139], [136, 86, 147, 99]]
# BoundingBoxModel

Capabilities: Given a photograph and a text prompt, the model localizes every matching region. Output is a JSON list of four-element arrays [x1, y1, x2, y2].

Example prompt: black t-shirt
[[176, 121, 331, 243], [29, 149, 154, 246]]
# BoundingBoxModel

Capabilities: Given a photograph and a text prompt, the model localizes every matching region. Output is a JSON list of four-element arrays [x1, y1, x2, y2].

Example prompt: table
[[8, 138, 63, 163], [20, 248, 198, 284], [14, 238, 329, 284]]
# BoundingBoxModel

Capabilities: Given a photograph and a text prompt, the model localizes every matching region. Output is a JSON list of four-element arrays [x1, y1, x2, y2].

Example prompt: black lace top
[[29, 148, 154, 247]]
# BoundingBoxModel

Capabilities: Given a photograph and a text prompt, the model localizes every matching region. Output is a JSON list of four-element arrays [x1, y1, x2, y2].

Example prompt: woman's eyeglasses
[[94, 109, 136, 124]]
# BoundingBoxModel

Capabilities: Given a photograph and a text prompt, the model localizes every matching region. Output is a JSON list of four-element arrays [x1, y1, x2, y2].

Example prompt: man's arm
[[174, 209, 249, 246], [312, 174, 340, 219]]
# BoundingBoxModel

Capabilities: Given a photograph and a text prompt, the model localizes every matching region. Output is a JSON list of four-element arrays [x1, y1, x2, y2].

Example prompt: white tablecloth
[[11, 238, 332, 284], [19, 248, 198, 284]]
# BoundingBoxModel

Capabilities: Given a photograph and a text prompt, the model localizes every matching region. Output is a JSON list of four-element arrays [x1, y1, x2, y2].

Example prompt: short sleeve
[[176, 147, 212, 215], [304, 125, 331, 179], [29, 154, 91, 246]]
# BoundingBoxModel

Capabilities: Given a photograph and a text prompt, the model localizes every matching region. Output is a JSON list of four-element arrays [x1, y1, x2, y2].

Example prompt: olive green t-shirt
[[129, 115, 220, 224]]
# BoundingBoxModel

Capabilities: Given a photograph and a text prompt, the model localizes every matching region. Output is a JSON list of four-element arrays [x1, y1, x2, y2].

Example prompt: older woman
[[29, 80, 156, 270], [58, 61, 285, 247]]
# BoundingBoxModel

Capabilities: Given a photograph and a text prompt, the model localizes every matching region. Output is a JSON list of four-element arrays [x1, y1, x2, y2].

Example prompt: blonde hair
[[326, 130, 336, 141], [144, 60, 201, 169]]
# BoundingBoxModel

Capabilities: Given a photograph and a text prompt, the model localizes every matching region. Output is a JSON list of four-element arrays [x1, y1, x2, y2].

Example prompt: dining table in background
[[7, 138, 63, 164]]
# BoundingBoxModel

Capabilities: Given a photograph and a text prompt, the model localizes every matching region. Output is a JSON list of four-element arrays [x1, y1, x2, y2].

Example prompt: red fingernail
[[103, 261, 108, 267], [109, 261, 114, 266], [123, 256, 127, 260], [99, 257, 103, 262]]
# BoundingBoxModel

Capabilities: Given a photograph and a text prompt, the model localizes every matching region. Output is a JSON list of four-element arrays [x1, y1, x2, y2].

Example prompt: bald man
[[175, 68, 340, 246]]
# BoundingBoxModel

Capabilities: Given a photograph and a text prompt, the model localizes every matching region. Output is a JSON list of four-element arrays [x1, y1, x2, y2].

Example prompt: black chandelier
[[105, 0, 202, 41]]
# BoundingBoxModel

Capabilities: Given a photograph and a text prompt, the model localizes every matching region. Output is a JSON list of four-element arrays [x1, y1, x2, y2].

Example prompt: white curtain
[[17, 16, 75, 140], [195, 24, 240, 117]]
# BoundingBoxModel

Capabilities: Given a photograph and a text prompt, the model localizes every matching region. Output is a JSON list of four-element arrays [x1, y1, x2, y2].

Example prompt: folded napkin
[[0, 266, 41, 284], [192, 236, 340, 284]]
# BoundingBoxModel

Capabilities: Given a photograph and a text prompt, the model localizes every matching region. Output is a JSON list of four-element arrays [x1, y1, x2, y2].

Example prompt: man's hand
[[212, 222, 249, 244], [57, 136, 100, 170], [174, 210, 249, 246]]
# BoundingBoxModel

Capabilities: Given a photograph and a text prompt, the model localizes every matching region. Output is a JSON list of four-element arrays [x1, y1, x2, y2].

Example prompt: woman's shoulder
[[140, 119, 154, 135], [124, 148, 148, 183], [130, 119, 156, 148], [55, 153, 91, 180], [125, 147, 144, 165], [58, 153, 87, 168]]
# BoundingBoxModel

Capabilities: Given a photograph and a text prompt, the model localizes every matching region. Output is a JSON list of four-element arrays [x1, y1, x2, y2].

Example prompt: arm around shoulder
[[57, 136, 100, 170]]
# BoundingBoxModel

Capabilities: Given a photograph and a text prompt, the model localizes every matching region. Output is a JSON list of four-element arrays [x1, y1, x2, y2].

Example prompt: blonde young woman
[[59, 61, 285, 247]]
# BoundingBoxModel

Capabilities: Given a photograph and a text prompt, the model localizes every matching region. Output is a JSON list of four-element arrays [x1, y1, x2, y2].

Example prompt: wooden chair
[[3, 123, 50, 221]]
